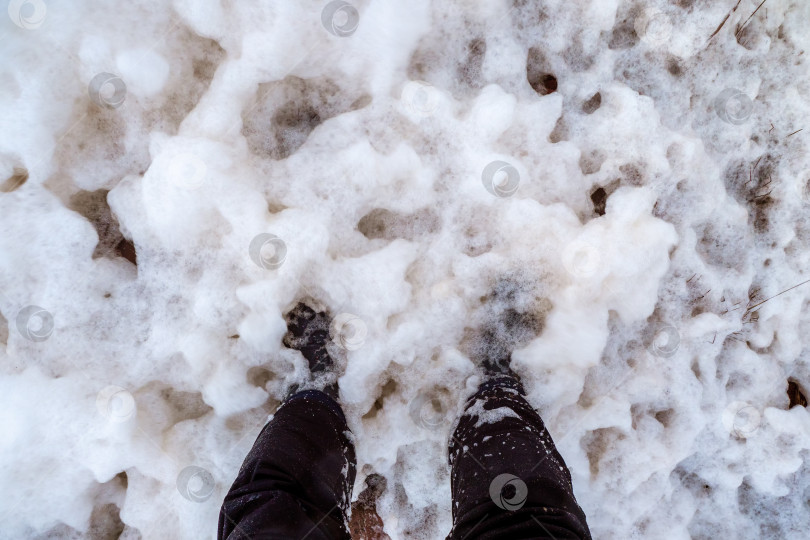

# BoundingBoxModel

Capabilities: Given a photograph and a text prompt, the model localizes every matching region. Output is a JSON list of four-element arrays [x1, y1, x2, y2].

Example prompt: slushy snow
[[1, 0, 810, 538]]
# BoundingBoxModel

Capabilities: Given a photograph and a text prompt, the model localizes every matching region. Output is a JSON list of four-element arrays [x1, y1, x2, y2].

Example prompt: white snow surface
[[1, 0, 810, 538]]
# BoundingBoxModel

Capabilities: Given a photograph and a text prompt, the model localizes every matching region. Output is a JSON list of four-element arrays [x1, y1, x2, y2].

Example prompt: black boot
[[282, 302, 340, 398], [465, 276, 547, 381]]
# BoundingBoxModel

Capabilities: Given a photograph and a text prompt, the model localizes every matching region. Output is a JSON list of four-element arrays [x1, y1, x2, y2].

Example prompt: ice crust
[[1, 0, 810, 538]]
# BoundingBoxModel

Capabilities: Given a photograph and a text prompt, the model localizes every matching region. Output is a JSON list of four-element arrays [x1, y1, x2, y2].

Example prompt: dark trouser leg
[[447, 376, 592, 540], [219, 390, 356, 540]]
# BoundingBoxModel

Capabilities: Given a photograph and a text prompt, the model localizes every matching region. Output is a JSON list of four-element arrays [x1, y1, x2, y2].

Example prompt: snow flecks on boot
[[462, 274, 552, 378], [282, 301, 340, 396]]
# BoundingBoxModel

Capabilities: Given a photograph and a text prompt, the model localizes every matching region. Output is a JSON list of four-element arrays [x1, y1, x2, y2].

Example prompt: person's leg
[[219, 389, 356, 539], [219, 302, 356, 539], [447, 374, 592, 540]]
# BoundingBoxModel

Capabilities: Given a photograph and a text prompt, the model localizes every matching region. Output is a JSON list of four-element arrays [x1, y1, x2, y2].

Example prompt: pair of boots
[[218, 303, 592, 539]]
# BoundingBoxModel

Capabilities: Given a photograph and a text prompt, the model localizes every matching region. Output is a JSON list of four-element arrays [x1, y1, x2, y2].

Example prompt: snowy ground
[[1, 0, 810, 538]]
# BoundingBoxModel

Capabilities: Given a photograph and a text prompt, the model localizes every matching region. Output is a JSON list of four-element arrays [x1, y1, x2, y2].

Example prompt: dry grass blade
[[736, 0, 768, 37], [745, 278, 810, 315], [709, 0, 743, 41]]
